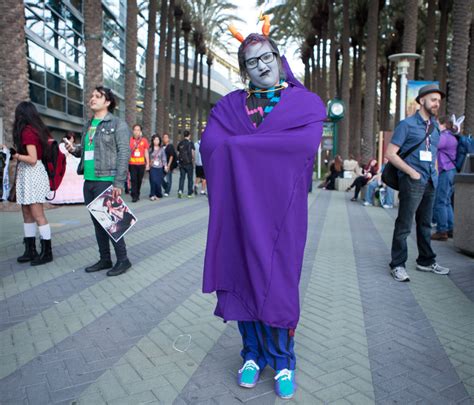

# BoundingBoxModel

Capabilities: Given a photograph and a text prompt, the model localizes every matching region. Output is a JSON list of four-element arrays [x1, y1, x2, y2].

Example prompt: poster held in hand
[[87, 185, 137, 242]]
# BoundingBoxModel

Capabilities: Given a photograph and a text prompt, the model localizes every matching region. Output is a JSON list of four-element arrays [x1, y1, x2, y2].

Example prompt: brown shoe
[[431, 232, 448, 241]]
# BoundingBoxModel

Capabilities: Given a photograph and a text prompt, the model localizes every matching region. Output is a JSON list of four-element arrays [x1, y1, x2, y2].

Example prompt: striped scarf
[[246, 81, 283, 127]]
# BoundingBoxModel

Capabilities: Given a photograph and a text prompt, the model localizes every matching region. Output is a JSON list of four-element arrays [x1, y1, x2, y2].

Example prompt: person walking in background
[[66, 86, 132, 277], [346, 159, 378, 201], [385, 84, 449, 282], [432, 115, 459, 241], [128, 124, 149, 202], [5, 102, 53, 266], [177, 130, 195, 198], [194, 138, 207, 195], [162, 133, 177, 197], [148, 134, 168, 201]]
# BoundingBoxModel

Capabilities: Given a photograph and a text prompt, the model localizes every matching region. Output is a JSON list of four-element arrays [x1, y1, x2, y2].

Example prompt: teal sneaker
[[274, 369, 295, 399], [238, 360, 260, 388]]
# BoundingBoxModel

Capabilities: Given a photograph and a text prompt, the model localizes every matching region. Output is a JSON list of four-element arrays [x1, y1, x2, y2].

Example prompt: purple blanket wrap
[[200, 58, 326, 329]]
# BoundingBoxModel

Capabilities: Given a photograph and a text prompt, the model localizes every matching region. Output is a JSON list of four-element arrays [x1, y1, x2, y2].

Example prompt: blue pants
[[149, 167, 164, 198], [433, 169, 455, 232], [238, 321, 296, 371], [364, 181, 379, 204]]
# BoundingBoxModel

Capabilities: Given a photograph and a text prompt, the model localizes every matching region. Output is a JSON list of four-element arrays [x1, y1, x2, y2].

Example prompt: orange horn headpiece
[[228, 13, 271, 43], [258, 12, 270, 36], [228, 24, 244, 43]]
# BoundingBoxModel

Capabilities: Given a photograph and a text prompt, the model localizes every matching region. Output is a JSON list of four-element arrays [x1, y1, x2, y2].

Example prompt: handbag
[[382, 123, 434, 190]]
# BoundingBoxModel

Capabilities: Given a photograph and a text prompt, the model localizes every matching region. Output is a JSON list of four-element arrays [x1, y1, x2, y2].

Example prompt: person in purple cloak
[[200, 16, 326, 399]]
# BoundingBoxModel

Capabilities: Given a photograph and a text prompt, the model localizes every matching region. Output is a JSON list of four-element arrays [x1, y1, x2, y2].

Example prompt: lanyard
[[424, 121, 432, 151], [132, 137, 142, 151], [88, 121, 101, 146]]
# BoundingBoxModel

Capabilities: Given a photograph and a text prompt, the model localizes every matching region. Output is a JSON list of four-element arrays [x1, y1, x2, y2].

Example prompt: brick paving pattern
[[0, 184, 473, 404]]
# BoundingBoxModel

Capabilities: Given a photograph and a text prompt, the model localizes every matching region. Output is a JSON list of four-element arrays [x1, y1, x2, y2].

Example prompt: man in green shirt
[[66, 86, 132, 276]]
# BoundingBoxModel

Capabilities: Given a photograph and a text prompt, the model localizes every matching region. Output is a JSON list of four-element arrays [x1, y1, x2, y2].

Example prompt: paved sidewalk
[[0, 185, 473, 404]]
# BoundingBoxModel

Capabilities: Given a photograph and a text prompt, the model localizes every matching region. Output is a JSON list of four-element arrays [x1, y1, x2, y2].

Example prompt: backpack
[[177, 139, 193, 166], [455, 135, 473, 172], [43, 138, 67, 200]]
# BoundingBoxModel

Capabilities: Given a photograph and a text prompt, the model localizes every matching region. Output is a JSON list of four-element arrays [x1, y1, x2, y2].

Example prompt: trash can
[[454, 154, 474, 256]]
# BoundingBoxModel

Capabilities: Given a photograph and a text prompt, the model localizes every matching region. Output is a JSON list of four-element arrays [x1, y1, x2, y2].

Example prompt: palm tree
[[190, 27, 202, 140], [328, 0, 337, 99], [163, 0, 175, 134], [360, 0, 380, 162], [447, 0, 473, 116], [0, 0, 29, 145], [125, 0, 138, 128], [155, 0, 168, 134], [436, 0, 451, 115], [402, 0, 419, 80], [423, 0, 436, 80], [206, 52, 214, 118], [338, 0, 351, 159], [142, 0, 158, 137], [173, 2, 184, 137], [181, 14, 192, 133], [84, 0, 103, 106], [464, 20, 474, 135], [197, 46, 206, 135]]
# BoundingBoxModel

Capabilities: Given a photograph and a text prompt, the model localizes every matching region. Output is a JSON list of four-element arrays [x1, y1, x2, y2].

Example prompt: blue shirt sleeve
[[390, 120, 409, 147]]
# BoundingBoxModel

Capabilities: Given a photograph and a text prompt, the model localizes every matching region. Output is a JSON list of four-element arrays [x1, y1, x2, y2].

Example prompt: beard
[[423, 104, 439, 117]]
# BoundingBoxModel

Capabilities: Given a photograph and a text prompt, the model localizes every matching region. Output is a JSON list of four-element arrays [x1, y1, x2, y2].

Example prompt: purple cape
[[200, 58, 326, 329]]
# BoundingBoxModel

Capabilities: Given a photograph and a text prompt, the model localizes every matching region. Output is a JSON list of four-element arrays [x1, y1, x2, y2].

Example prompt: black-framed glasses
[[245, 52, 277, 69]]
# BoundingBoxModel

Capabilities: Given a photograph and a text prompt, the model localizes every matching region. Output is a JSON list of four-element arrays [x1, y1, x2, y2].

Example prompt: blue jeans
[[364, 181, 379, 204], [433, 169, 455, 232], [390, 176, 436, 269], [162, 169, 173, 194], [149, 167, 164, 198], [381, 187, 395, 206]]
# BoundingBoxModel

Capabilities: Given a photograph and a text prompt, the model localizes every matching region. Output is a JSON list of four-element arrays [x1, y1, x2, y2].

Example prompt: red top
[[129, 136, 149, 165], [21, 125, 43, 160]]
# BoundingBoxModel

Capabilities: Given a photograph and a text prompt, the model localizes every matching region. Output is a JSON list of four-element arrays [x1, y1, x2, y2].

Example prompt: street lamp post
[[388, 53, 420, 122]]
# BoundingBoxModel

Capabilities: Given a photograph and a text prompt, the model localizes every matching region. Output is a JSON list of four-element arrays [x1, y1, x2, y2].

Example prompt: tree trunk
[[197, 52, 204, 136], [402, 0, 419, 80], [190, 45, 199, 140], [447, 0, 473, 116], [142, 0, 157, 137], [303, 57, 311, 89], [328, 0, 337, 99], [173, 6, 182, 138], [321, 33, 328, 102], [125, 0, 138, 128], [361, 0, 379, 162], [206, 54, 213, 122], [338, 0, 351, 159], [155, 0, 168, 134], [436, 0, 449, 115], [311, 47, 316, 92], [423, 0, 436, 80], [182, 27, 190, 132], [0, 0, 29, 145], [84, 0, 103, 111], [350, 44, 362, 160], [464, 20, 474, 135], [315, 37, 321, 93], [385, 62, 393, 129], [163, 0, 175, 134]]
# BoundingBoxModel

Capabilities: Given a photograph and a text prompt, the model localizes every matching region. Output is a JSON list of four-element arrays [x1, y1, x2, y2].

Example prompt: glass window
[[47, 72, 66, 94], [30, 83, 46, 105], [47, 91, 66, 111], [25, 7, 44, 38], [66, 66, 82, 85], [27, 40, 45, 66], [67, 83, 83, 102], [68, 100, 83, 117], [28, 62, 45, 85]]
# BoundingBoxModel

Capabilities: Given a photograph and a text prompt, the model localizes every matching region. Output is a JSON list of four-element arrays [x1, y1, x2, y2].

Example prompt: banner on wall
[[406, 80, 439, 117]]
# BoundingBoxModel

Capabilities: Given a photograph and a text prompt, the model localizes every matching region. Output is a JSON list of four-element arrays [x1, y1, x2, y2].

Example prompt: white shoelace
[[239, 360, 259, 373], [274, 369, 292, 381]]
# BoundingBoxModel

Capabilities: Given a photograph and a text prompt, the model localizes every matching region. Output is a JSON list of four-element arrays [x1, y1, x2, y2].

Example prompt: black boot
[[17, 237, 39, 263], [106, 259, 132, 276], [85, 259, 113, 273], [31, 239, 53, 266]]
